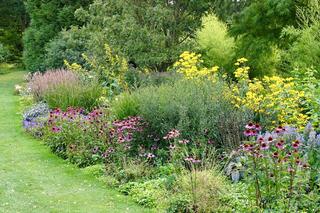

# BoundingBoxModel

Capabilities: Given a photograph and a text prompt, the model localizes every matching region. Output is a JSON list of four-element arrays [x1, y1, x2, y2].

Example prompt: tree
[[23, 0, 92, 72], [0, 0, 28, 61], [230, 0, 306, 76], [76, 0, 215, 71]]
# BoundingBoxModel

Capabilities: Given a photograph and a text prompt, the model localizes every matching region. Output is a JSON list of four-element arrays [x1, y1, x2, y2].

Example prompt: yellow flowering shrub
[[174, 51, 219, 81], [64, 44, 128, 96], [232, 59, 309, 128]]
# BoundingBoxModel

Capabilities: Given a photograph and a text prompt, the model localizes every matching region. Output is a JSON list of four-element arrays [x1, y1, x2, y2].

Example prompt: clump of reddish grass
[[29, 69, 79, 101]]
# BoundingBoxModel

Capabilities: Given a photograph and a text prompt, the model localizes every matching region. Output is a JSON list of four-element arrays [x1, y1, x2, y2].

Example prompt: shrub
[[0, 43, 11, 63], [231, 59, 309, 129], [197, 15, 235, 71], [119, 178, 168, 208], [112, 79, 251, 152], [44, 27, 89, 70]]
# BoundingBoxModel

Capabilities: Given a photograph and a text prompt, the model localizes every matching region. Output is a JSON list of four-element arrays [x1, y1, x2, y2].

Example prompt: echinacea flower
[[92, 146, 99, 154], [146, 153, 156, 159], [163, 129, 180, 140], [178, 139, 190, 144], [52, 126, 61, 133], [245, 123, 255, 129], [260, 142, 269, 150], [272, 152, 279, 158], [244, 129, 257, 137], [288, 167, 295, 173], [292, 140, 300, 149], [255, 124, 262, 131], [169, 144, 176, 150], [275, 141, 284, 150]]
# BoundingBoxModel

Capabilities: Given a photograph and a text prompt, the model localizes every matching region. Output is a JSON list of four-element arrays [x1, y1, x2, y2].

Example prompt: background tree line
[[0, 0, 319, 77]]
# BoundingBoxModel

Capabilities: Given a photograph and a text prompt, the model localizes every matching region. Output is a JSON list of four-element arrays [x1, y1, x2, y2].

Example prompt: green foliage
[[111, 93, 139, 120], [0, 0, 28, 62], [112, 79, 251, 151], [0, 43, 11, 63], [197, 15, 235, 71], [23, 0, 91, 72], [281, 0, 320, 74], [119, 178, 168, 208], [75, 0, 214, 71], [44, 27, 89, 69], [230, 0, 302, 76]]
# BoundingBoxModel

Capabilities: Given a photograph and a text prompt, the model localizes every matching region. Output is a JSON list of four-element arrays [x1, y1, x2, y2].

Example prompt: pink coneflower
[[292, 140, 300, 149], [146, 153, 156, 159], [257, 136, 264, 143], [272, 152, 279, 158], [255, 124, 262, 131], [178, 139, 190, 144], [52, 126, 61, 133], [192, 159, 201, 164], [244, 129, 257, 137], [208, 140, 214, 145], [245, 123, 255, 129], [169, 144, 176, 150], [288, 167, 295, 173], [185, 157, 194, 162], [243, 143, 254, 151], [275, 141, 284, 150], [163, 129, 180, 140], [260, 142, 269, 150], [302, 163, 309, 169]]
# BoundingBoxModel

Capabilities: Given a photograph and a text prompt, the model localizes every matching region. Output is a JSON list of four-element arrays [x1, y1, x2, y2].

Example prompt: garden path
[[0, 71, 148, 213]]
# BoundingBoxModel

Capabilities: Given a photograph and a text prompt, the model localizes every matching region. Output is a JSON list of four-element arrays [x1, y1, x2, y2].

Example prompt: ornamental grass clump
[[239, 123, 311, 210], [29, 69, 79, 101], [28, 69, 102, 110]]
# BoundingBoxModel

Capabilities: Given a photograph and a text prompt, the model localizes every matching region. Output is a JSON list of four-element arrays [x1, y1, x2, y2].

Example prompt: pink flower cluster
[[184, 157, 201, 164], [112, 116, 143, 144], [240, 124, 308, 169], [244, 122, 262, 137], [163, 129, 180, 140]]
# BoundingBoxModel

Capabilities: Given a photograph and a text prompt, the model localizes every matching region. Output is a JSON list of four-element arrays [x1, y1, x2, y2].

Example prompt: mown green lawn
[[0, 70, 151, 213]]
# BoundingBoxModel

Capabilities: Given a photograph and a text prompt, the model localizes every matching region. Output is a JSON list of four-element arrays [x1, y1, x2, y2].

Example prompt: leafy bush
[[0, 43, 11, 63], [197, 15, 235, 71], [231, 59, 309, 129], [119, 178, 168, 208], [44, 27, 89, 70], [112, 79, 251, 151]]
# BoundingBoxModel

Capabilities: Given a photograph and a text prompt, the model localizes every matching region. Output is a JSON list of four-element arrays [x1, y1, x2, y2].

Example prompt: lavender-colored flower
[[178, 139, 190, 144], [92, 146, 99, 154], [163, 129, 180, 140], [146, 153, 156, 159], [260, 142, 269, 150], [169, 144, 176, 150]]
